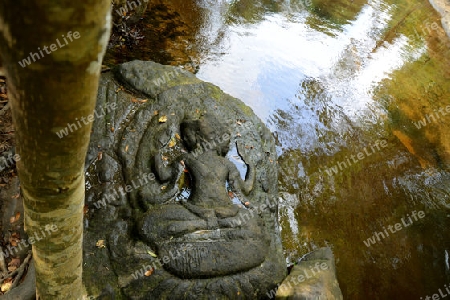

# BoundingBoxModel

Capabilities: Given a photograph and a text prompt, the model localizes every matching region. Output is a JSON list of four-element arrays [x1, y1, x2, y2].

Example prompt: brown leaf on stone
[[168, 138, 176, 148], [154, 110, 159, 115], [228, 191, 234, 198], [1, 281, 12, 292], [144, 269, 153, 276], [96, 240, 106, 248], [158, 116, 167, 123], [7, 266, 17, 272], [9, 258, 20, 267], [125, 145, 129, 152], [15, 212, 20, 220], [9, 216, 15, 223], [83, 205, 89, 215]]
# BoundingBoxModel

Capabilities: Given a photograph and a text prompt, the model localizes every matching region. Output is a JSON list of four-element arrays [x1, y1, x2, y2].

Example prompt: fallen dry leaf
[[244, 202, 250, 206], [1, 281, 12, 293], [158, 116, 167, 123], [145, 269, 153, 276], [7, 266, 16, 272], [9, 258, 20, 267], [175, 133, 181, 140], [96, 240, 106, 249], [131, 98, 148, 104], [161, 155, 168, 161], [228, 192, 234, 198], [168, 138, 176, 148], [83, 205, 89, 215], [125, 145, 129, 152], [161, 186, 167, 190], [147, 250, 157, 258], [9, 216, 15, 223], [154, 110, 159, 115], [111, 127, 114, 132], [15, 212, 20, 220], [97, 152, 103, 161]]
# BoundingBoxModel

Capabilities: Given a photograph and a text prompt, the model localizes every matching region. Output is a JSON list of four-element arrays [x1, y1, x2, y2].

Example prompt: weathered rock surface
[[82, 60, 286, 299], [275, 247, 343, 300], [429, 0, 450, 38]]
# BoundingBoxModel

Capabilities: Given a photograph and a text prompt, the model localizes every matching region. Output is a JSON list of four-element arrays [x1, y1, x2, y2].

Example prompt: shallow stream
[[105, 0, 450, 298]]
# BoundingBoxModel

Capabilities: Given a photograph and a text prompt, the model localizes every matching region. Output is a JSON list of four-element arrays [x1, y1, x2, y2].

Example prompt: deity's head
[[180, 114, 231, 155]]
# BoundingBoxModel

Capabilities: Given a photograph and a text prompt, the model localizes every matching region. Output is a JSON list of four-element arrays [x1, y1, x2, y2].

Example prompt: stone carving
[[83, 61, 286, 299]]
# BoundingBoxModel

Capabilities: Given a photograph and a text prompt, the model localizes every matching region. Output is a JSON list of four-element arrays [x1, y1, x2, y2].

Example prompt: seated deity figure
[[139, 114, 268, 278], [159, 116, 255, 222]]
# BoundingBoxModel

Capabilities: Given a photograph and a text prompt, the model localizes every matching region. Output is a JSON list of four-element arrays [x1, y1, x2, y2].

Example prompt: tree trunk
[[0, 1, 111, 299]]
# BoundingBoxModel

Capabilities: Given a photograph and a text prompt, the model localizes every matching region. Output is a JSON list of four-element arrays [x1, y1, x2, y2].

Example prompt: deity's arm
[[227, 159, 255, 195], [154, 151, 182, 182]]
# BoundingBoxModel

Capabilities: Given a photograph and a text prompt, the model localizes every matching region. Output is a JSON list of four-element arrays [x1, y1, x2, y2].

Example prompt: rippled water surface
[[106, 0, 450, 298]]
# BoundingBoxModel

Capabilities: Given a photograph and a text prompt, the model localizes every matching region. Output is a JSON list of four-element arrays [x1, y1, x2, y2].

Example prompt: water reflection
[[105, 0, 450, 298]]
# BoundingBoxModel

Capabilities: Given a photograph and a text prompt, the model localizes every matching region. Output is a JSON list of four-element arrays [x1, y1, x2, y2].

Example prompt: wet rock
[[83, 60, 286, 299], [2, 259, 35, 300], [275, 247, 343, 300]]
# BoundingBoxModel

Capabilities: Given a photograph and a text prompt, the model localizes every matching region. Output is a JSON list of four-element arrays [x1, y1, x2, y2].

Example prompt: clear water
[[105, 0, 450, 298]]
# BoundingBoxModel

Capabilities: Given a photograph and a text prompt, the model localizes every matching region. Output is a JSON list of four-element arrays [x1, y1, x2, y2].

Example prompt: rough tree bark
[[0, 1, 111, 299]]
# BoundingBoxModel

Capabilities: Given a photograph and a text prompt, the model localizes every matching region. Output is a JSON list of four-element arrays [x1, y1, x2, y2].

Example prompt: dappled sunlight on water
[[106, 0, 450, 298]]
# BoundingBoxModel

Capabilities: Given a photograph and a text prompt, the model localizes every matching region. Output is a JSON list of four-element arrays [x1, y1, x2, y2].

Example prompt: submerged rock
[[275, 247, 343, 300], [83, 61, 286, 299]]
